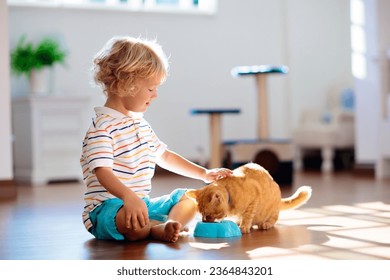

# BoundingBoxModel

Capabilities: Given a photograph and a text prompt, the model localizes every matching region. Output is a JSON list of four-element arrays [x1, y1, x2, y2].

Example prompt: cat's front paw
[[260, 222, 275, 230], [239, 226, 251, 234]]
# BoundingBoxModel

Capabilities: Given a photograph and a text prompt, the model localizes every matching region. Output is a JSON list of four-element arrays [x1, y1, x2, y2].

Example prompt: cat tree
[[223, 65, 293, 185], [191, 65, 293, 185]]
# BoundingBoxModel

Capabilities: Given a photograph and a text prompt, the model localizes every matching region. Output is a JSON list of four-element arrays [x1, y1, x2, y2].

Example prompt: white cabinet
[[12, 95, 90, 185]]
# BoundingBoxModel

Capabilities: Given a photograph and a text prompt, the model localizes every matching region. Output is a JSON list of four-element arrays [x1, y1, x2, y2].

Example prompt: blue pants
[[89, 188, 187, 240]]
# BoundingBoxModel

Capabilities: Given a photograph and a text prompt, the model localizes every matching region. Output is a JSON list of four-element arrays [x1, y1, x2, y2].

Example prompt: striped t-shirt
[[80, 106, 167, 231]]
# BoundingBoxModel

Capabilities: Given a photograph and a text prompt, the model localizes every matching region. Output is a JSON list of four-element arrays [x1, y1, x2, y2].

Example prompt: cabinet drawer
[[42, 133, 82, 152], [42, 150, 81, 171], [40, 113, 81, 133]]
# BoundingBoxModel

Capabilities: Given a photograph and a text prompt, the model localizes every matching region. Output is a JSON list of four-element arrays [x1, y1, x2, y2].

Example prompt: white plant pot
[[30, 68, 51, 95]]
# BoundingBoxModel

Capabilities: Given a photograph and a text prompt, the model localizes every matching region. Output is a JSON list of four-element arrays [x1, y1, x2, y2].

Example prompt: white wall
[[285, 0, 353, 127], [0, 0, 13, 181], [8, 0, 353, 163]]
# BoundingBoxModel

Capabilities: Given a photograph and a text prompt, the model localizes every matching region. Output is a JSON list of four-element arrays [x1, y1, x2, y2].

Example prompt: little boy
[[80, 36, 231, 242]]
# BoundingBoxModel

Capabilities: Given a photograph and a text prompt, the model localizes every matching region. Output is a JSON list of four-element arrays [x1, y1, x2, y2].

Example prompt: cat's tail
[[280, 186, 312, 211]]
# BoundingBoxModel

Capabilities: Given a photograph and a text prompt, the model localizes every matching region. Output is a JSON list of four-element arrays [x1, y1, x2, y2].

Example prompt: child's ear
[[186, 189, 198, 202]]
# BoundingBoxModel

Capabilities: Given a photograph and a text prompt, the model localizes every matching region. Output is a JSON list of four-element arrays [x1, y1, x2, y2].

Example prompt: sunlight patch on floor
[[318, 249, 381, 260], [246, 247, 294, 257], [298, 243, 331, 252], [251, 201, 390, 259], [355, 201, 390, 211], [323, 236, 375, 248], [323, 204, 379, 214], [372, 211, 390, 218], [279, 215, 383, 231], [352, 246, 390, 259], [332, 226, 390, 245], [189, 242, 230, 250], [246, 247, 328, 260], [279, 209, 324, 220]]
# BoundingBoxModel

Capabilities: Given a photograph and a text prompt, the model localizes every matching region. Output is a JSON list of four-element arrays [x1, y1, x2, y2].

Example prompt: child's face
[[123, 77, 161, 113]]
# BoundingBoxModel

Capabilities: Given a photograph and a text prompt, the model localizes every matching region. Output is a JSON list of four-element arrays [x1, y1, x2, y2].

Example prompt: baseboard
[[0, 179, 17, 200], [0, 179, 16, 186], [352, 163, 375, 177]]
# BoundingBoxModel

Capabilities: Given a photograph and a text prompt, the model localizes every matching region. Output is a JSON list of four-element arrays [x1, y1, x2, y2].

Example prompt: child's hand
[[204, 168, 233, 183], [123, 195, 149, 230]]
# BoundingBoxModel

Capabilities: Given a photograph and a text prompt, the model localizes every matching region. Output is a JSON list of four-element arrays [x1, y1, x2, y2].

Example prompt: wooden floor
[[1, 170, 390, 260]]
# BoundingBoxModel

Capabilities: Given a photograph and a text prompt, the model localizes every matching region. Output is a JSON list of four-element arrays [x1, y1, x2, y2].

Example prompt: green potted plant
[[10, 35, 67, 94]]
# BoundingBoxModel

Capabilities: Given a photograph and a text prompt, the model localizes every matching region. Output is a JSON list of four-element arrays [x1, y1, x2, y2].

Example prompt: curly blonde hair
[[92, 36, 169, 97]]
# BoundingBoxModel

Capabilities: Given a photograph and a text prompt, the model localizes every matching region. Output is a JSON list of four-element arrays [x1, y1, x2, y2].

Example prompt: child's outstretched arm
[[156, 149, 232, 183], [94, 167, 149, 231]]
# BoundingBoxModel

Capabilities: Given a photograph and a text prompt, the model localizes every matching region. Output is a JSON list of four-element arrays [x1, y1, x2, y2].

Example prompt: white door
[[351, 0, 382, 164]]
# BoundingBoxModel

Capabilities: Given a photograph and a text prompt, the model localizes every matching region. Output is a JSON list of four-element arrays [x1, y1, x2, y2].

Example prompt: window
[[350, 0, 367, 79], [7, 0, 218, 14]]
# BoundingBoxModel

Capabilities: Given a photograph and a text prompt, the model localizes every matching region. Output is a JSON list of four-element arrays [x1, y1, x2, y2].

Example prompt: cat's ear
[[186, 189, 198, 202], [210, 193, 221, 204]]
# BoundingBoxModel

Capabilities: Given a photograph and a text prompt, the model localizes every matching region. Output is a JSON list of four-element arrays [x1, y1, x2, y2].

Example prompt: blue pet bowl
[[193, 220, 242, 238]]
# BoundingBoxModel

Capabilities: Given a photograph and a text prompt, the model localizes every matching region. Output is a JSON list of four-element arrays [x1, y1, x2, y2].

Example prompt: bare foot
[[150, 221, 182, 243], [181, 226, 189, 232]]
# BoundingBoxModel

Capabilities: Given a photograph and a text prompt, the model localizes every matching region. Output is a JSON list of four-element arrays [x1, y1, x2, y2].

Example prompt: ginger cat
[[187, 163, 312, 233]]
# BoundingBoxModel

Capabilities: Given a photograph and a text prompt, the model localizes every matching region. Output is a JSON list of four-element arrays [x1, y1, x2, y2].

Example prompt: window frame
[[7, 0, 218, 15]]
